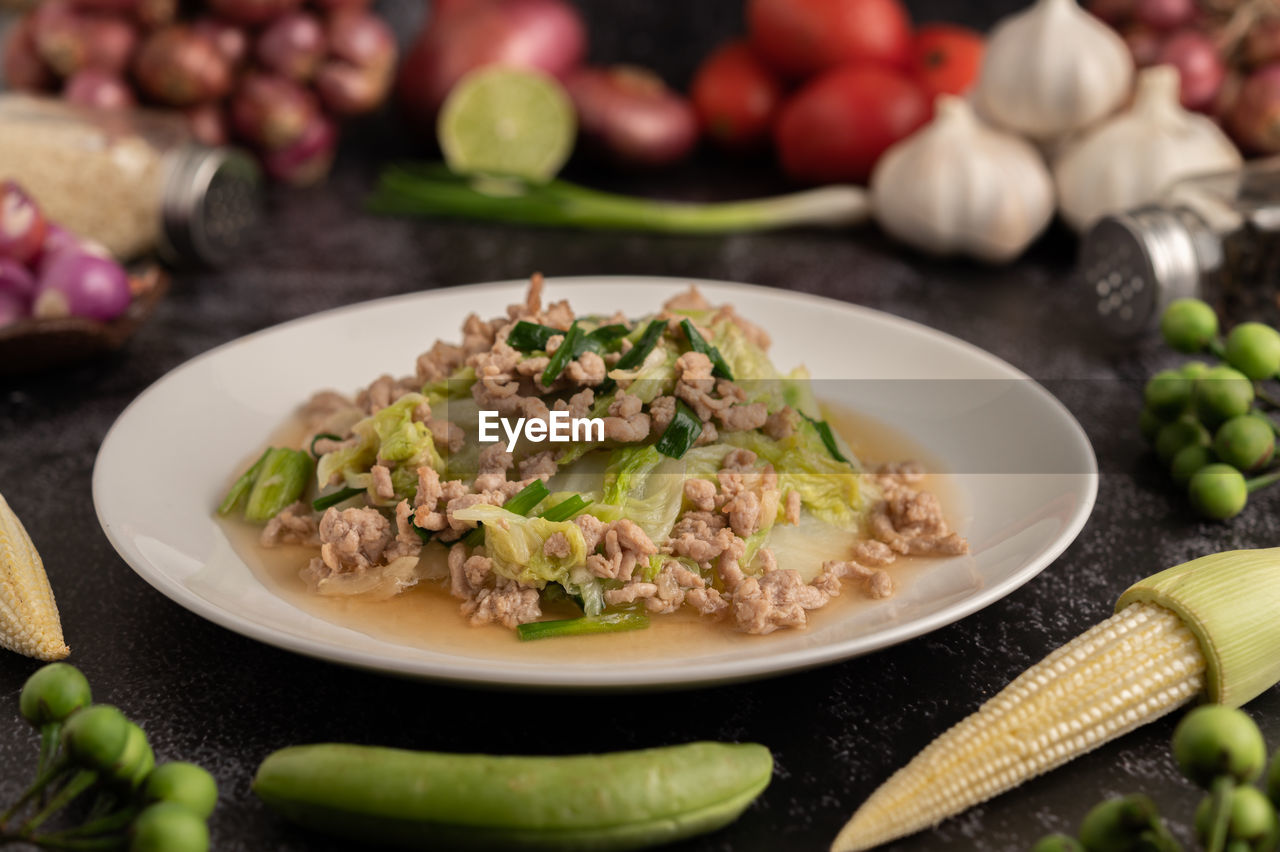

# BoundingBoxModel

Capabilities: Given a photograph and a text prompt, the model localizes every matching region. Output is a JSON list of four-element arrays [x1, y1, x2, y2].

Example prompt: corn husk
[[833, 548, 1280, 851], [0, 492, 69, 661], [1117, 549, 1280, 708]]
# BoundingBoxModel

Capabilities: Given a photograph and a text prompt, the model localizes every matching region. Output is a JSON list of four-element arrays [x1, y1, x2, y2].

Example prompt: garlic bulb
[[976, 0, 1133, 140], [870, 97, 1055, 264], [1054, 65, 1242, 231]]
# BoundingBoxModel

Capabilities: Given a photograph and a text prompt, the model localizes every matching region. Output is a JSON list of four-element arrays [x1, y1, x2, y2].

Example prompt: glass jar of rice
[[0, 94, 261, 264]]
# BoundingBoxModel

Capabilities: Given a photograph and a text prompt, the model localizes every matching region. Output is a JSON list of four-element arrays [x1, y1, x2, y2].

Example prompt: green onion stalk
[[598, 319, 667, 396], [517, 611, 650, 641], [368, 165, 871, 234], [463, 480, 551, 546]]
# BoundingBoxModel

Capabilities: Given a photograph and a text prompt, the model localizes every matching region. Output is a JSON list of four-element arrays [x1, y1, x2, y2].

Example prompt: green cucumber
[[252, 741, 772, 850]]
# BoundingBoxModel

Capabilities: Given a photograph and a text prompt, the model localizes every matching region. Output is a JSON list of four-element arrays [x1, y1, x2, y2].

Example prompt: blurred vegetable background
[[2, 0, 1279, 321], [390, 0, 982, 181], [5, 0, 1278, 258]]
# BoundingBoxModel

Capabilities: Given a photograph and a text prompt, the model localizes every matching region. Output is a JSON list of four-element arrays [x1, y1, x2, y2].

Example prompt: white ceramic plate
[[93, 277, 1097, 689]]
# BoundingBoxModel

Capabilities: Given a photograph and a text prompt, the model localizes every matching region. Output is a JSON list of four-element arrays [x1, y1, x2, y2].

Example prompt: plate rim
[[93, 275, 1099, 689]]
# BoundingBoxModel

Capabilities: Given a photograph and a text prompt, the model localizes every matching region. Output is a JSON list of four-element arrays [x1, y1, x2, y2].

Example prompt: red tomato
[[690, 41, 785, 152], [910, 24, 985, 100], [747, 0, 912, 78], [774, 64, 930, 184]]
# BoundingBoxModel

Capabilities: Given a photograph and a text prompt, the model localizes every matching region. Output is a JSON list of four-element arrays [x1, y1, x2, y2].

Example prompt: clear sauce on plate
[[215, 405, 964, 661]]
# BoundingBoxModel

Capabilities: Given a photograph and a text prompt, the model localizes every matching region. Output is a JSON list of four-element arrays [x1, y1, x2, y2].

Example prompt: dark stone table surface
[[4, 1, 1280, 850]]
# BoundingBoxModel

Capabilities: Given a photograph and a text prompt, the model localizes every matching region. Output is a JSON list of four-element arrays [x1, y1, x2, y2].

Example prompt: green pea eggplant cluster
[[1141, 298, 1280, 520], [0, 663, 218, 852], [1033, 705, 1280, 852]]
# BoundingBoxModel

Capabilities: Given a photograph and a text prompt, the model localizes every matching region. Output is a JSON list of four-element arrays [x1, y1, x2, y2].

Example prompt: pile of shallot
[[0, 181, 132, 329], [2, 0, 397, 184], [1090, 0, 1280, 155]]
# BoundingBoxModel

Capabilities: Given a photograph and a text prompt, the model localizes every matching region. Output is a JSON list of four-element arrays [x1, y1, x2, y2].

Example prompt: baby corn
[[833, 548, 1280, 852], [0, 491, 69, 661]]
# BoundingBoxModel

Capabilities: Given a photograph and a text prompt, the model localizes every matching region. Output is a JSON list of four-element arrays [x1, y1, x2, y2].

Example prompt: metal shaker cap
[[1079, 207, 1203, 338], [159, 145, 262, 266]]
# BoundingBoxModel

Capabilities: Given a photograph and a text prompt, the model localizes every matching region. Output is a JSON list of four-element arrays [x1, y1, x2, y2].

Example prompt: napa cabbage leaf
[[316, 393, 443, 501]]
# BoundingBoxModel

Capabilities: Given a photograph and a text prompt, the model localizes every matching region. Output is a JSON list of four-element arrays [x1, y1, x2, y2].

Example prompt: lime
[[437, 66, 576, 183]]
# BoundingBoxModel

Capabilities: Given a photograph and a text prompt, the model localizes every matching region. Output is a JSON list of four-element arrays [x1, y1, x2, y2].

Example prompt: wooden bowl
[[0, 265, 168, 375]]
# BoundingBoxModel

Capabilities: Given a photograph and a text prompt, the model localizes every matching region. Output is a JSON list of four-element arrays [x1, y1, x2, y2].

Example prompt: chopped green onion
[[312, 485, 364, 512], [410, 518, 432, 543], [598, 319, 667, 395], [218, 448, 271, 516], [517, 611, 650, 641], [506, 321, 561, 352], [655, 400, 704, 459], [539, 494, 591, 522], [540, 581, 587, 612], [616, 320, 668, 370], [308, 432, 343, 458], [510, 320, 630, 361], [245, 449, 313, 523], [541, 321, 583, 386], [463, 479, 552, 545], [680, 319, 733, 380], [505, 479, 552, 515], [802, 414, 850, 464], [582, 323, 630, 350], [539, 583, 580, 610]]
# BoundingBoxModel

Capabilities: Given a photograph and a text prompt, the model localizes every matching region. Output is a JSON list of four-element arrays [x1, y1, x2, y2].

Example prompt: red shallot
[[256, 12, 326, 82], [64, 68, 137, 109], [33, 244, 130, 322], [0, 260, 36, 303], [230, 73, 318, 150], [0, 182, 48, 267], [567, 66, 700, 168], [133, 26, 233, 107], [262, 114, 337, 185]]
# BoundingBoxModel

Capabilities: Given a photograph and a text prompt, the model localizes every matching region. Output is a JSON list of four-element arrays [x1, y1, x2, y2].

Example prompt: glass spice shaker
[[0, 94, 261, 265], [1079, 157, 1280, 338]]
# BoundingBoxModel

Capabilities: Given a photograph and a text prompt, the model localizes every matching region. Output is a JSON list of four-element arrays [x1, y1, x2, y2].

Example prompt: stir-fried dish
[[219, 277, 968, 639]]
